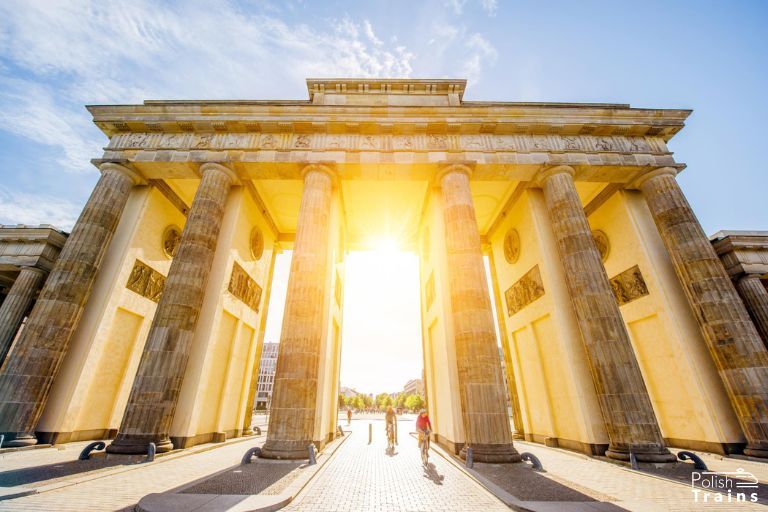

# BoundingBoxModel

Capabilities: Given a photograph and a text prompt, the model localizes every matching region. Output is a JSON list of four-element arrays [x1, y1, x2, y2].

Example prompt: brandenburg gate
[[0, 79, 767, 463]]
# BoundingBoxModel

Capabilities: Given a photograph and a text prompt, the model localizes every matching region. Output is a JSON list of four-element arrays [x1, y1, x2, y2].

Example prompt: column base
[[1, 432, 38, 448], [743, 446, 768, 458], [460, 443, 522, 463], [106, 434, 174, 455], [606, 446, 677, 463], [260, 439, 314, 460]]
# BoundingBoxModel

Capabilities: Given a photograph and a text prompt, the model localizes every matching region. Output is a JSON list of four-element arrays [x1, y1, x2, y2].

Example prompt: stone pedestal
[[261, 164, 335, 460], [736, 275, 768, 345], [0, 163, 141, 447], [0, 267, 47, 366], [637, 168, 768, 458], [540, 166, 674, 462], [107, 163, 237, 454], [439, 164, 520, 463]]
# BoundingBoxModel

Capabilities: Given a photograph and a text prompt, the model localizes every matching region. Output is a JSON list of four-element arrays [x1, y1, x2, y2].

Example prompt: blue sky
[[0, 0, 766, 232]]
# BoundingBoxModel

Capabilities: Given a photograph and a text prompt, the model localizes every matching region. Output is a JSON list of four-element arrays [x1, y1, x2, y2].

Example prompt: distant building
[[254, 342, 279, 410], [339, 386, 359, 399], [403, 378, 424, 396]]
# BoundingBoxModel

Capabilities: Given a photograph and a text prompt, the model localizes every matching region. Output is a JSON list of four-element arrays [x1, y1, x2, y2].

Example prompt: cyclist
[[385, 405, 397, 448], [415, 409, 432, 446], [416, 408, 432, 464]]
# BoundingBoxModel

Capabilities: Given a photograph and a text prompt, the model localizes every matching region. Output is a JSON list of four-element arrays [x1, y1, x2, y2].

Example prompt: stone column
[[261, 164, 335, 460], [636, 167, 768, 458], [736, 274, 768, 345], [439, 163, 520, 463], [0, 267, 47, 367], [107, 163, 238, 454], [539, 165, 675, 462], [0, 163, 142, 447]]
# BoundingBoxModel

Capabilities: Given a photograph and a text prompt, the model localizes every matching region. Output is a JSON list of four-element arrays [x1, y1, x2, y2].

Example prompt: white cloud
[[480, 0, 498, 16], [443, 0, 496, 16], [0, 187, 81, 229], [0, 1, 415, 175]]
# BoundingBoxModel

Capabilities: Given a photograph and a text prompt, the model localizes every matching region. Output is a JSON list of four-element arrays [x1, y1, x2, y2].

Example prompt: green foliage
[[405, 394, 425, 411]]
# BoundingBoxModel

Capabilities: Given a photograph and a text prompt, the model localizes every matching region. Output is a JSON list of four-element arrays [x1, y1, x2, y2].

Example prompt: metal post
[[0, 434, 4, 449], [146, 442, 156, 463], [465, 447, 474, 468], [368, 423, 372, 444], [308, 444, 316, 465]]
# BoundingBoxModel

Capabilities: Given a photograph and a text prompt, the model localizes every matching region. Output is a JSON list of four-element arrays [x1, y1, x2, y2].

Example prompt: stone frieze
[[610, 265, 649, 306], [504, 265, 545, 316], [228, 261, 262, 311], [108, 132, 668, 154], [126, 259, 165, 303]]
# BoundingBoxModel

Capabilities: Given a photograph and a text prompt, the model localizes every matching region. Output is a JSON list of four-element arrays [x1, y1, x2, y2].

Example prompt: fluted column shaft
[[0, 163, 140, 447], [107, 163, 237, 454], [638, 169, 768, 457], [541, 166, 674, 462], [261, 165, 334, 460], [0, 267, 48, 367], [736, 275, 768, 346], [439, 165, 520, 463]]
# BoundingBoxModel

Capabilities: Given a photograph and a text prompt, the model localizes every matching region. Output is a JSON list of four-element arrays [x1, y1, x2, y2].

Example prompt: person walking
[[385, 405, 397, 449], [347, 407, 352, 425]]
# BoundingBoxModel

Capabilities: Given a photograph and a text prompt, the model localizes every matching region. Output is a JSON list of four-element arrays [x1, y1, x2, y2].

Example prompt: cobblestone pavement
[[284, 418, 510, 512], [0, 416, 269, 511], [512, 441, 767, 511]]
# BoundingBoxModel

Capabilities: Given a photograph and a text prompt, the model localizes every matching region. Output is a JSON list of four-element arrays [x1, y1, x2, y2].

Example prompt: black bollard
[[78, 441, 106, 460], [242, 446, 262, 464], [308, 444, 317, 465], [678, 451, 708, 470], [465, 447, 474, 468], [146, 442, 156, 462], [521, 452, 544, 471]]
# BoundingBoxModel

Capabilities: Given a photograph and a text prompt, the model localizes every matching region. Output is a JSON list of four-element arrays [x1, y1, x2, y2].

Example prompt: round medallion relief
[[250, 227, 264, 260], [503, 229, 520, 264], [592, 230, 610, 262], [162, 225, 182, 259]]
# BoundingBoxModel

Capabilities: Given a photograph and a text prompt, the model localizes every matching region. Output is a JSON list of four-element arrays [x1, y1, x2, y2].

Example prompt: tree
[[375, 392, 389, 410], [396, 393, 407, 409], [338, 393, 346, 409], [405, 394, 425, 412]]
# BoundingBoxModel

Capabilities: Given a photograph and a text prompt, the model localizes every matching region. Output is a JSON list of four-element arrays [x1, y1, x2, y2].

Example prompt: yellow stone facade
[[1, 78, 766, 461]]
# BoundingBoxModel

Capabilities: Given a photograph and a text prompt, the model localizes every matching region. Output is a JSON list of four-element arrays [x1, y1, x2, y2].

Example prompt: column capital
[[99, 162, 145, 186], [300, 162, 338, 187], [532, 165, 575, 187], [19, 266, 47, 277], [435, 161, 474, 183], [739, 273, 764, 284], [199, 162, 240, 186], [627, 167, 678, 190]]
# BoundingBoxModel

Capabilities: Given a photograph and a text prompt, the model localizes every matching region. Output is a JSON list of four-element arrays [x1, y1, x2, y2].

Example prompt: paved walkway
[[501, 441, 768, 511], [285, 418, 510, 512], [0, 416, 269, 511]]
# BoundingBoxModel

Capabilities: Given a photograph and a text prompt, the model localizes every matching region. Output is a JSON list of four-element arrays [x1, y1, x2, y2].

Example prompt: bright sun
[[370, 236, 400, 255]]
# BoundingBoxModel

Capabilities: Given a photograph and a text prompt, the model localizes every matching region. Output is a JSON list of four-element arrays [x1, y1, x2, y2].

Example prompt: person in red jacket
[[415, 409, 432, 447]]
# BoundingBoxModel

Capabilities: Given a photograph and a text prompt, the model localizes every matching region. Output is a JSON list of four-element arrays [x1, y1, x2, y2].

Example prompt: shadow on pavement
[[474, 462, 614, 502], [0, 458, 129, 487], [180, 460, 303, 495], [423, 462, 445, 485]]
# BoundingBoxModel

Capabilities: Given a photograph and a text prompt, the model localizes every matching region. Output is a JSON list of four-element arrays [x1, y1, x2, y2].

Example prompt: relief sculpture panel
[[228, 262, 263, 312], [126, 260, 165, 303], [504, 265, 545, 316], [610, 265, 649, 306], [109, 132, 667, 155]]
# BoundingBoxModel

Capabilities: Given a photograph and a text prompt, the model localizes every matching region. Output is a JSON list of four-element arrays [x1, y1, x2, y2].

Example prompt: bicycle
[[418, 429, 431, 465]]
